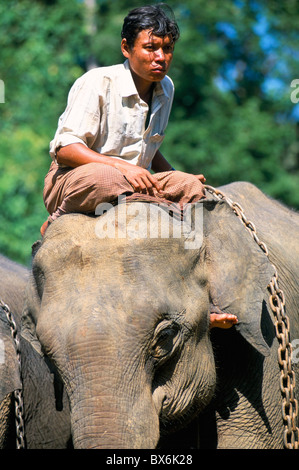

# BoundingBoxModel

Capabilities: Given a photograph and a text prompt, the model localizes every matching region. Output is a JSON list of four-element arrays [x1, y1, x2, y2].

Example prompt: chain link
[[205, 184, 299, 449], [0, 299, 26, 449]]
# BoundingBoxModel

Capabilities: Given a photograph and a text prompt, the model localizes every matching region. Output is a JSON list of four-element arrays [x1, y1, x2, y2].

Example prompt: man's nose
[[154, 48, 165, 62]]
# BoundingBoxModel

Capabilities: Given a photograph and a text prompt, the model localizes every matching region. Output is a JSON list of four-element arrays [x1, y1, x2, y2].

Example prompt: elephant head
[[22, 198, 274, 448]]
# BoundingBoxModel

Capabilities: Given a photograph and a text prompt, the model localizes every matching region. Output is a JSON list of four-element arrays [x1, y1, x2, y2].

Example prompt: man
[[41, 4, 238, 329], [42, 4, 206, 234]]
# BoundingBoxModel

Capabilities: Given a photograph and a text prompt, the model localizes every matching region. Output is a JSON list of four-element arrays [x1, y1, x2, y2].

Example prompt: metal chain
[[205, 184, 299, 449], [0, 299, 26, 449]]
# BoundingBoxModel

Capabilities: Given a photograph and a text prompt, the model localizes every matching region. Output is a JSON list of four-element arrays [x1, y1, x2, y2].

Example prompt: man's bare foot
[[210, 313, 238, 329], [40, 220, 49, 237]]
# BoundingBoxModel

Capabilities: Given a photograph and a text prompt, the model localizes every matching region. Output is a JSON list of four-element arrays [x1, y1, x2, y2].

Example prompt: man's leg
[[41, 162, 133, 235], [152, 170, 206, 204]]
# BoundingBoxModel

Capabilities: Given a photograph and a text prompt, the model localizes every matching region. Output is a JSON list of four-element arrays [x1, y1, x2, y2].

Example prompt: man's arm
[[151, 150, 206, 184], [56, 143, 162, 194], [151, 150, 174, 173]]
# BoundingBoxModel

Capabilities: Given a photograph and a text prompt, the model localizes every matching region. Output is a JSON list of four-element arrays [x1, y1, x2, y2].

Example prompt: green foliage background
[[0, 0, 298, 265]]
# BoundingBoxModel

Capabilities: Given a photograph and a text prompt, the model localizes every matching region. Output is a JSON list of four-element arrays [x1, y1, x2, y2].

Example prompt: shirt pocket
[[109, 108, 142, 141]]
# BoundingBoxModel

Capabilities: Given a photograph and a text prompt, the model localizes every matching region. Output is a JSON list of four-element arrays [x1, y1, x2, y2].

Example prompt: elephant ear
[[21, 243, 44, 357], [21, 274, 44, 357], [203, 199, 275, 356]]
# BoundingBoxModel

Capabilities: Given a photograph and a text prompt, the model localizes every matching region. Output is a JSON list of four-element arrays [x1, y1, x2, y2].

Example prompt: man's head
[[121, 4, 180, 50], [121, 4, 179, 88]]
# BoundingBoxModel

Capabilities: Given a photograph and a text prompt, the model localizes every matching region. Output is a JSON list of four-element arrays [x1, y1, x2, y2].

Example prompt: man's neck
[[140, 84, 154, 105], [130, 69, 155, 104]]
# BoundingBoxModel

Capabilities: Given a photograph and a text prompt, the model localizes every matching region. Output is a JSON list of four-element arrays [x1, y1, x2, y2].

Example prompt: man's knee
[[78, 162, 122, 187], [166, 170, 199, 186], [156, 170, 205, 202], [81, 162, 132, 199], [82, 162, 119, 181]]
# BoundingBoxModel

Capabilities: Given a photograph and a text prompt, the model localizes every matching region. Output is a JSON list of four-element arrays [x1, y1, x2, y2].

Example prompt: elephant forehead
[[34, 214, 207, 320], [37, 211, 200, 277], [34, 211, 207, 314], [37, 238, 201, 304], [38, 237, 190, 275], [40, 203, 201, 256]]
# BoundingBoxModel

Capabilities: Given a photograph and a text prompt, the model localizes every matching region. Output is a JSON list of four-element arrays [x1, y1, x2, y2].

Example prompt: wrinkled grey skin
[[0, 254, 71, 448], [22, 182, 299, 449]]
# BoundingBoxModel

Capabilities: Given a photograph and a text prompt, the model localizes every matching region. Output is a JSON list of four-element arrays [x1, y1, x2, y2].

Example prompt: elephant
[[0, 253, 71, 448], [21, 181, 299, 449]]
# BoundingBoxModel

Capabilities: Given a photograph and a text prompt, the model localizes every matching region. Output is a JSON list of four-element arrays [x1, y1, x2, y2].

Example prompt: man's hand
[[116, 162, 162, 194]]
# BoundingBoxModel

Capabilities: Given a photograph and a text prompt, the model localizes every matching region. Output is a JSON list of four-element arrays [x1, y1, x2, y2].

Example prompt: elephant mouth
[[155, 377, 215, 436]]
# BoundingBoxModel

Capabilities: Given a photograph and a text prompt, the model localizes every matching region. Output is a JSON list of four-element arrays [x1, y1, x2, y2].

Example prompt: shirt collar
[[120, 60, 171, 101]]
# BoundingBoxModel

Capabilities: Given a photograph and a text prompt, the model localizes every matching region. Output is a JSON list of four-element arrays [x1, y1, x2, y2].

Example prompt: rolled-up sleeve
[[49, 72, 101, 162]]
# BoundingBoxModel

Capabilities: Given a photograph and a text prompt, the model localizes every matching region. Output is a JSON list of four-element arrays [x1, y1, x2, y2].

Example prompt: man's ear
[[202, 200, 275, 356], [121, 38, 131, 59]]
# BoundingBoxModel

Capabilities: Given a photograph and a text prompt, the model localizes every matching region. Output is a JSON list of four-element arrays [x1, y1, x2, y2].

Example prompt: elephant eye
[[150, 321, 181, 360]]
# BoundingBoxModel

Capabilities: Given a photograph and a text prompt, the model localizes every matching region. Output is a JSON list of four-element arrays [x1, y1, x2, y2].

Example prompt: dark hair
[[121, 3, 180, 49]]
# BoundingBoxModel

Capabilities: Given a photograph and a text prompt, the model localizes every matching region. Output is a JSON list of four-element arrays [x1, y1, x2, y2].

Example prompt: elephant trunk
[[69, 384, 160, 449], [61, 336, 160, 449], [38, 309, 162, 448]]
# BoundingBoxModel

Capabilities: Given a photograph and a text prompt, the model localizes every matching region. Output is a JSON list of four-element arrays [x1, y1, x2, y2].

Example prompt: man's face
[[121, 29, 174, 86]]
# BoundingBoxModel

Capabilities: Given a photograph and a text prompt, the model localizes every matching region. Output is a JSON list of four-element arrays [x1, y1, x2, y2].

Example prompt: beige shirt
[[49, 60, 174, 169]]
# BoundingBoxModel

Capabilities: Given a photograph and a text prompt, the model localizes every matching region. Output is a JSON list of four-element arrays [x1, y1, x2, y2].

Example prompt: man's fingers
[[126, 173, 161, 194], [196, 174, 206, 183], [118, 163, 162, 194], [146, 173, 162, 192], [134, 177, 147, 192]]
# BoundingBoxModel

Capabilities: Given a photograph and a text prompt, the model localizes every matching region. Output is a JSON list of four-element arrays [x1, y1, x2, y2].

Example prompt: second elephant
[[0, 253, 71, 448]]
